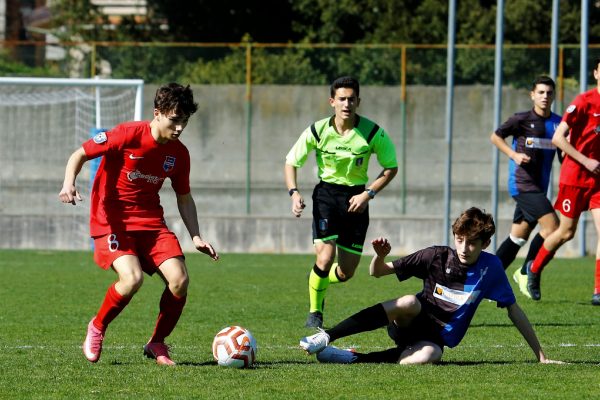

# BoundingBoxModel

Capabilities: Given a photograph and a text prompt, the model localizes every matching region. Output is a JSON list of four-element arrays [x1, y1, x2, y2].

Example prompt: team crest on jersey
[[93, 131, 107, 144], [163, 156, 176, 172], [595, 125, 600, 134], [355, 157, 364, 166], [566, 104, 576, 113]]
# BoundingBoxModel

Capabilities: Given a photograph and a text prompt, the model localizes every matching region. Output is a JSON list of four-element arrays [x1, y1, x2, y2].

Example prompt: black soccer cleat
[[305, 311, 323, 328], [592, 294, 600, 306], [526, 261, 542, 301]]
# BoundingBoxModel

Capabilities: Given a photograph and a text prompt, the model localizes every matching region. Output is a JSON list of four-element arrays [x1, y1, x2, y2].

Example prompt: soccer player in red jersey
[[59, 83, 219, 365], [526, 58, 600, 305]]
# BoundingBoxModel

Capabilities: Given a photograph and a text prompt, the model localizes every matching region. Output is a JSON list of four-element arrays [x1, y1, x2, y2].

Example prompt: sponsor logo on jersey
[[163, 156, 176, 172], [525, 137, 555, 149], [566, 104, 576, 113], [129, 153, 144, 160], [93, 131, 107, 144], [433, 283, 480, 306], [335, 145, 351, 151], [126, 170, 164, 184]]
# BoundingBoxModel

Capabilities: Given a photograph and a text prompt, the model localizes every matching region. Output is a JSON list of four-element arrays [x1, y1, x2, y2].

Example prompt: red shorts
[[93, 229, 184, 275], [553, 184, 600, 219]]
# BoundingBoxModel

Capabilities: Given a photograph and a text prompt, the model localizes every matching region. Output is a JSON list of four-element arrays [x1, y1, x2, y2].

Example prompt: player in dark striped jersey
[[299, 207, 561, 365], [285, 76, 398, 328], [490, 76, 561, 297]]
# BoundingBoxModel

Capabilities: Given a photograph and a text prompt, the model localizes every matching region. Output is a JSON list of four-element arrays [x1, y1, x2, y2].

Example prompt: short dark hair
[[154, 83, 198, 117], [330, 76, 360, 98], [452, 207, 495, 243], [531, 75, 555, 91], [594, 57, 600, 70]]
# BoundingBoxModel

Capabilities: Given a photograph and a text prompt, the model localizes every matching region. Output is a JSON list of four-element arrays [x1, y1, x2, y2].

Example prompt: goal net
[[0, 77, 144, 250]]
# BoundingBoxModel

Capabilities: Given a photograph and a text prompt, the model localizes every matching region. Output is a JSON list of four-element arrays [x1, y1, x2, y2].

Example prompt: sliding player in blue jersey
[[299, 207, 561, 365]]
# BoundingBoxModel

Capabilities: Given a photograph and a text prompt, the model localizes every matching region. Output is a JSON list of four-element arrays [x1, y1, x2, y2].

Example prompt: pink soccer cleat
[[83, 319, 104, 363], [144, 342, 176, 366]]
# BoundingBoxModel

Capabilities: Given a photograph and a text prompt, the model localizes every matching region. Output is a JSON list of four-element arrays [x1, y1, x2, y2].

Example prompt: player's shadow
[[469, 321, 590, 328], [440, 360, 596, 366], [176, 360, 313, 367]]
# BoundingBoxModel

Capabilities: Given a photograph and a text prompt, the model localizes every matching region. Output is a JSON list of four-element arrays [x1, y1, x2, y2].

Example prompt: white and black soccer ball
[[212, 326, 257, 368]]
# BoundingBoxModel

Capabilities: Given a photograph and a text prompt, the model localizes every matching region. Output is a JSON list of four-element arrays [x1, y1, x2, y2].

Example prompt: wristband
[[288, 188, 298, 196], [366, 189, 377, 199]]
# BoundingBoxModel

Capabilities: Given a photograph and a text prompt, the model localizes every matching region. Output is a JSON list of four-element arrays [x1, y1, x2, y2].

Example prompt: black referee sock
[[495, 237, 521, 270], [522, 233, 544, 274], [354, 347, 403, 363], [326, 303, 389, 342]]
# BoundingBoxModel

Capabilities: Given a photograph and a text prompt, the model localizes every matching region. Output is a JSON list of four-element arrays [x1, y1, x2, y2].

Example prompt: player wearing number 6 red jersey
[[59, 83, 219, 365], [526, 58, 600, 305]]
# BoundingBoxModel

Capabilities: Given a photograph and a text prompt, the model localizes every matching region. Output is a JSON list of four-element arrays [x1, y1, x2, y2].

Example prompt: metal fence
[[1, 41, 599, 253]]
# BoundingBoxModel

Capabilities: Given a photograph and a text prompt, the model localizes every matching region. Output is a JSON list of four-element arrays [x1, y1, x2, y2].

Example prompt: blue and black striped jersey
[[494, 109, 561, 196], [392, 246, 515, 348]]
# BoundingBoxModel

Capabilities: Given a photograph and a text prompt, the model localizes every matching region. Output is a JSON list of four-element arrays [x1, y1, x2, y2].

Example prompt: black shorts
[[312, 181, 369, 255], [387, 308, 445, 351], [512, 191, 555, 226]]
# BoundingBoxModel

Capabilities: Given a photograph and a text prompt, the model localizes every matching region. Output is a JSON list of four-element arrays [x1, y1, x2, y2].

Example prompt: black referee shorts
[[311, 181, 369, 255]]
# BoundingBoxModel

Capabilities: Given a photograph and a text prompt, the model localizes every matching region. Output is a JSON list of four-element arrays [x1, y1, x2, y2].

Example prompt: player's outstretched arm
[[369, 237, 395, 277], [176, 192, 219, 261], [506, 303, 564, 364], [59, 147, 88, 205]]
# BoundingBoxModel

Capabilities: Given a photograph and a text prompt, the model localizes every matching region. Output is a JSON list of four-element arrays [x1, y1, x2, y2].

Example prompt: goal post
[[0, 76, 144, 124], [0, 77, 144, 250]]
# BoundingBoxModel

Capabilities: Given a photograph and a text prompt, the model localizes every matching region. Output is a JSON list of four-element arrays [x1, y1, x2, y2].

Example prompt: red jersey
[[83, 121, 191, 237], [560, 88, 600, 188]]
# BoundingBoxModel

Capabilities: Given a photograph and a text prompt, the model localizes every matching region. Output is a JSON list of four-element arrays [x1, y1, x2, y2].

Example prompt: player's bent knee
[[399, 342, 442, 365], [561, 229, 576, 242], [170, 275, 189, 295], [118, 273, 144, 295], [385, 295, 420, 321], [398, 294, 420, 314]]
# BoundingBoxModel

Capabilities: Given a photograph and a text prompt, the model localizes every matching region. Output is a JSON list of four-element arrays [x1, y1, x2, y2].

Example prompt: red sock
[[531, 245, 555, 274], [594, 260, 600, 295], [149, 288, 187, 343], [94, 283, 132, 332]]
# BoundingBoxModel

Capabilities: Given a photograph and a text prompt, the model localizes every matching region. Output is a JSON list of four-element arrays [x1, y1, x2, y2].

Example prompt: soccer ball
[[212, 326, 257, 368]]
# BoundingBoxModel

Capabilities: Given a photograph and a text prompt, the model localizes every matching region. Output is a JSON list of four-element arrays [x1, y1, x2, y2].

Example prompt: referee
[[284, 76, 398, 328]]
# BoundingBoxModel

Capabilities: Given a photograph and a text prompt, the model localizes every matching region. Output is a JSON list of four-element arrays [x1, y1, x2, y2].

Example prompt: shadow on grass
[[171, 360, 312, 367], [469, 321, 592, 328], [441, 360, 600, 366]]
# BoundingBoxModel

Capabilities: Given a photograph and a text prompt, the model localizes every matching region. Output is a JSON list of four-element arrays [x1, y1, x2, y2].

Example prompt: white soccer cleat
[[299, 328, 330, 354], [316, 345, 357, 364]]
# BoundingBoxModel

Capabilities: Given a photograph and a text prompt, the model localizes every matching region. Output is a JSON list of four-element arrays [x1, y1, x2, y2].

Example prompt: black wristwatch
[[366, 189, 377, 199], [288, 188, 299, 196]]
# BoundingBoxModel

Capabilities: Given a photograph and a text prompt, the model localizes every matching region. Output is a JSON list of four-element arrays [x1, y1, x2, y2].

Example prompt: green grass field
[[1, 249, 599, 399]]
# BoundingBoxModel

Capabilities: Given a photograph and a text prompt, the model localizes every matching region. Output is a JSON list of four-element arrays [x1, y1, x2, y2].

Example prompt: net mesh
[[0, 85, 139, 249]]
